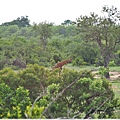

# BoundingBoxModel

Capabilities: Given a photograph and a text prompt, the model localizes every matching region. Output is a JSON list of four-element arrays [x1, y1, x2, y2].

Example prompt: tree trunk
[[104, 72, 110, 79], [104, 57, 110, 79], [96, 37, 110, 79], [42, 38, 47, 51]]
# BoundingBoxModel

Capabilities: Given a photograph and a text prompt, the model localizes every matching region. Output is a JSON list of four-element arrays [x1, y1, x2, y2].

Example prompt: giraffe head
[[68, 58, 72, 62]]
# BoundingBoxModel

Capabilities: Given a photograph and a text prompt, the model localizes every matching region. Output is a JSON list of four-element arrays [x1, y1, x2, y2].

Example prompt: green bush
[[109, 61, 116, 67], [0, 64, 119, 119]]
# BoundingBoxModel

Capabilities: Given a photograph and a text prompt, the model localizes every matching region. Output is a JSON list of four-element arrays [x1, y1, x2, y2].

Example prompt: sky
[[0, 0, 120, 25]]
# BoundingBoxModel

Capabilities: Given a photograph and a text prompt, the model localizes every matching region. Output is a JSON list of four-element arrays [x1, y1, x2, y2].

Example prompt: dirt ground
[[109, 72, 120, 80], [93, 71, 120, 80]]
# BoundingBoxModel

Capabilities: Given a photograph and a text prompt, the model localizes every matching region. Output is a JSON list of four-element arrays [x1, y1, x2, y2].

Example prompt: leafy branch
[[40, 71, 90, 118]]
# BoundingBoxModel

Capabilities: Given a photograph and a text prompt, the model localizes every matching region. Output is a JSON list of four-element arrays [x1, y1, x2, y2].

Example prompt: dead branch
[[83, 97, 110, 119], [40, 72, 89, 118], [25, 83, 46, 118]]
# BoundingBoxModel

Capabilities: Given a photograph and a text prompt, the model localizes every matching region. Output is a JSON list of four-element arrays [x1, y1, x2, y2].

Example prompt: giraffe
[[52, 58, 72, 75]]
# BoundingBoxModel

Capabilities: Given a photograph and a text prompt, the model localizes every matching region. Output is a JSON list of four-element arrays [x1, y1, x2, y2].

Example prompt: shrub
[[109, 61, 116, 67]]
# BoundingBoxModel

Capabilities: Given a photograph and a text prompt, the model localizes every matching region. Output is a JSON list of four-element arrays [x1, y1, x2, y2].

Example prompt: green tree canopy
[[33, 21, 53, 50], [0, 16, 30, 28], [75, 6, 120, 78]]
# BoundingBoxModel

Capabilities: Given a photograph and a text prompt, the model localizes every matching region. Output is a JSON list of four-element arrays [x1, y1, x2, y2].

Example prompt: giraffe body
[[52, 58, 72, 70]]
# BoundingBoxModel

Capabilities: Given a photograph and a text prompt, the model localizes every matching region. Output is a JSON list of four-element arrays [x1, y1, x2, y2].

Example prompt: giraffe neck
[[60, 59, 70, 66]]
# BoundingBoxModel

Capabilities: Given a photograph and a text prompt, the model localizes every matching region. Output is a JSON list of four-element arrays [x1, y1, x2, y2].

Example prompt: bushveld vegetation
[[0, 6, 120, 118]]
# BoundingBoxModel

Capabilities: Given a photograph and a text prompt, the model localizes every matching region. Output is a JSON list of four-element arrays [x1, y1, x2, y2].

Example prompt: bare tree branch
[[83, 97, 111, 119], [93, 97, 110, 114], [83, 107, 94, 119], [24, 83, 46, 118], [40, 72, 90, 118], [73, 111, 82, 119], [30, 83, 46, 116]]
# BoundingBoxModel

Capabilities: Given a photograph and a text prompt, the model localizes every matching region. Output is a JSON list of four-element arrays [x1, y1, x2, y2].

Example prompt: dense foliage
[[0, 64, 119, 118], [0, 6, 120, 118]]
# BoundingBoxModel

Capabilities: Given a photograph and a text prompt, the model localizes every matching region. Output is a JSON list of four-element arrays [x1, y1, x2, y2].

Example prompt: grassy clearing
[[111, 81, 120, 98], [65, 64, 120, 72], [110, 66, 120, 72], [65, 64, 98, 71]]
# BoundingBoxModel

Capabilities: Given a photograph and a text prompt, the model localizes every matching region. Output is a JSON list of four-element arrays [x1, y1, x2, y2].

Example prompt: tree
[[61, 20, 73, 26], [75, 6, 120, 78], [0, 16, 30, 28], [33, 21, 53, 50]]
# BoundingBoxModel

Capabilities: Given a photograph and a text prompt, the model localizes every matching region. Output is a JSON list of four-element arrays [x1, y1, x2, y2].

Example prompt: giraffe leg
[[58, 67, 62, 76]]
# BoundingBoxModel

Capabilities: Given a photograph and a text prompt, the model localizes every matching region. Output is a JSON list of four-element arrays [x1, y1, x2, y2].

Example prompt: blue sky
[[0, 0, 119, 25]]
